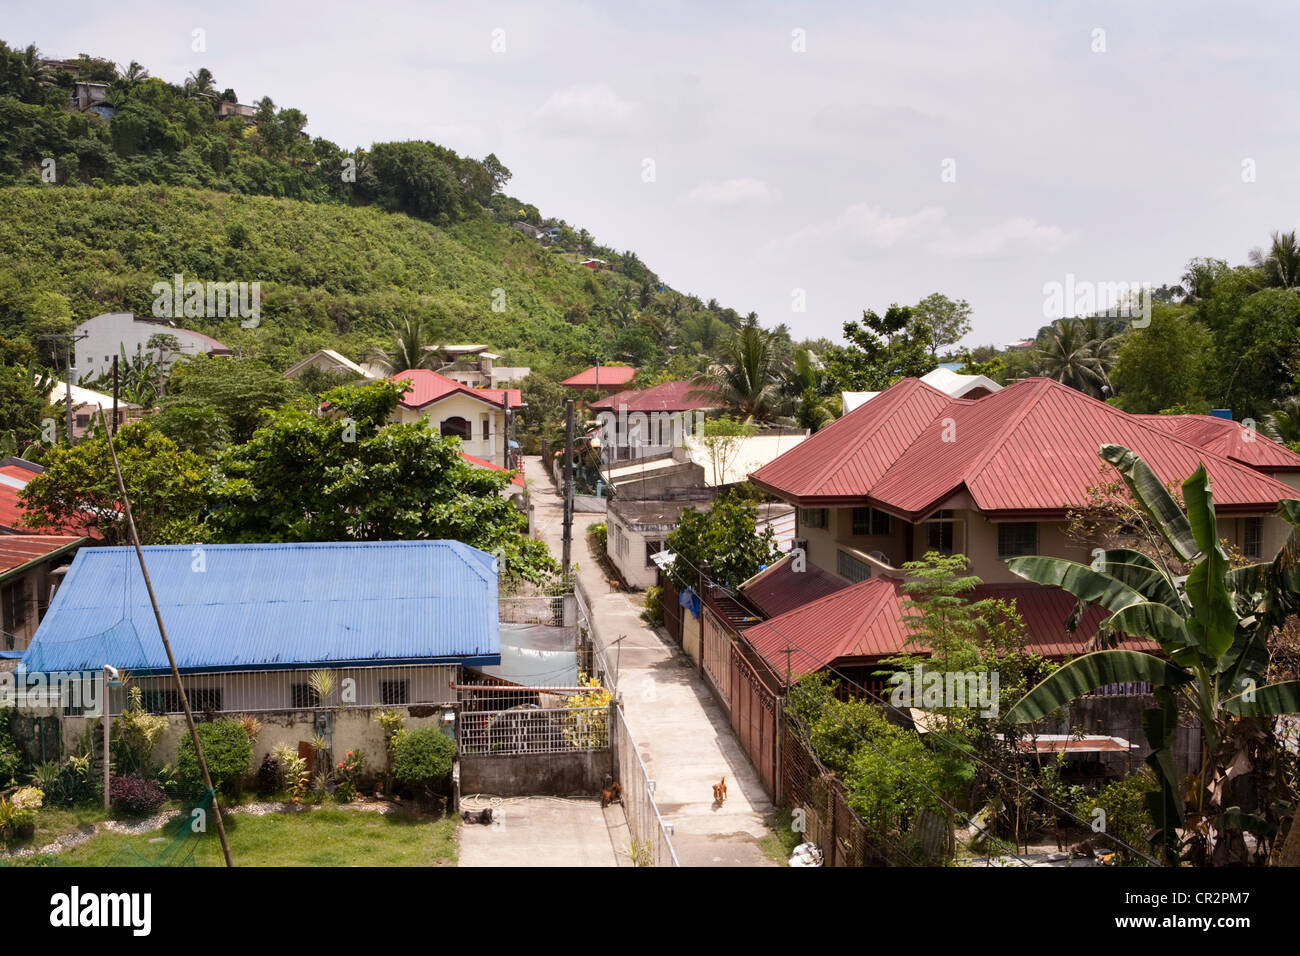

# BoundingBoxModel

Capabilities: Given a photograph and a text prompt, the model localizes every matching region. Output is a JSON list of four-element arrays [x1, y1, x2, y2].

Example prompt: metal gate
[[661, 577, 682, 643], [701, 608, 732, 708]]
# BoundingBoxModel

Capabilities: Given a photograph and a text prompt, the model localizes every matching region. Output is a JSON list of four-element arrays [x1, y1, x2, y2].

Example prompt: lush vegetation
[[664, 488, 780, 591]]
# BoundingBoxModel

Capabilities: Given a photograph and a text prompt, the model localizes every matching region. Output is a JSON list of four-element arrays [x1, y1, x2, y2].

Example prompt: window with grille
[[292, 684, 321, 708], [381, 680, 410, 705], [1244, 517, 1263, 559], [800, 508, 827, 529], [851, 507, 890, 536], [997, 522, 1038, 559]]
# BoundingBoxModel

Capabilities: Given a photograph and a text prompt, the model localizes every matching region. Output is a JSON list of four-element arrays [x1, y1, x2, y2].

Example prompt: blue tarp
[[678, 585, 700, 619]]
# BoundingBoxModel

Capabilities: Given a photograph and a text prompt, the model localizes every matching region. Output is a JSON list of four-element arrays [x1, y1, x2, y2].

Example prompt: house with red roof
[[560, 365, 637, 393], [749, 376, 1300, 591], [386, 369, 523, 469], [589, 380, 724, 463], [1, 534, 86, 651]]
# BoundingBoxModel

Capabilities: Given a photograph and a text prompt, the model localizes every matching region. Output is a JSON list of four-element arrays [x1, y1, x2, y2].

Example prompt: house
[[282, 349, 376, 381], [842, 367, 1001, 414], [45, 380, 144, 439], [387, 369, 523, 469], [1, 535, 85, 652], [70, 81, 111, 115], [74, 312, 232, 383], [425, 344, 530, 389], [589, 380, 723, 462], [749, 376, 1300, 591], [560, 365, 637, 394], [18, 540, 500, 713], [578, 258, 608, 270], [217, 101, 258, 122]]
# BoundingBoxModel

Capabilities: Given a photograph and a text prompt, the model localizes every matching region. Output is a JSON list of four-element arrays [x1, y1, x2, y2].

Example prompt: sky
[[7, 0, 1300, 349]]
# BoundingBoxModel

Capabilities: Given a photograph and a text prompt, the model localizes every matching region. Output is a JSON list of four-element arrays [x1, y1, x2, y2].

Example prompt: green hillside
[[0, 184, 678, 373]]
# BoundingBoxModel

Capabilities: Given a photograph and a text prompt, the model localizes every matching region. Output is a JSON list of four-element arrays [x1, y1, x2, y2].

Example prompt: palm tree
[[1005, 444, 1300, 865], [185, 68, 218, 109], [109, 60, 148, 103], [1033, 319, 1110, 396], [781, 349, 838, 430], [1263, 396, 1300, 449], [1249, 230, 1300, 289], [375, 317, 437, 374], [690, 324, 784, 422]]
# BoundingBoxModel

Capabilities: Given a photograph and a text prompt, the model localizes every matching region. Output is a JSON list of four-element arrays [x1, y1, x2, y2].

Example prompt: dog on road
[[712, 776, 727, 805]]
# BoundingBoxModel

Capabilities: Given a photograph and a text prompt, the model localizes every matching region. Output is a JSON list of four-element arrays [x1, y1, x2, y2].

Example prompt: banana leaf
[[1005, 555, 1146, 612], [1181, 465, 1237, 660], [1100, 444, 1199, 562], [1223, 680, 1300, 717], [1005, 650, 1194, 723]]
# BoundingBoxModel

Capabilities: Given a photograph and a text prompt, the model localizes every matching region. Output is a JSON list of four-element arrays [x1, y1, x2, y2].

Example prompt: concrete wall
[[682, 605, 702, 666], [459, 749, 613, 796], [607, 512, 662, 589]]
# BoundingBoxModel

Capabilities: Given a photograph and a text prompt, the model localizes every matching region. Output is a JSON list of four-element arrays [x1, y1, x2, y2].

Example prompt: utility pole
[[38, 332, 87, 447], [562, 399, 575, 580]]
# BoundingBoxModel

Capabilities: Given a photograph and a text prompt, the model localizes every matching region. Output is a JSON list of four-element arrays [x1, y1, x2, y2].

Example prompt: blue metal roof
[[21, 540, 500, 674]]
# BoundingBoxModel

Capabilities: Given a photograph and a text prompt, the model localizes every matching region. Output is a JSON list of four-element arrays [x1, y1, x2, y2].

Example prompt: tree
[[1033, 319, 1111, 397], [1109, 309, 1212, 412], [374, 316, 438, 375], [912, 293, 972, 359], [780, 348, 839, 430], [165, 354, 301, 443], [664, 488, 779, 590], [1263, 396, 1300, 451], [1004, 444, 1300, 865], [1248, 230, 1300, 290], [823, 304, 932, 392], [695, 416, 757, 486], [481, 152, 511, 192], [19, 421, 207, 543], [690, 324, 782, 422], [205, 380, 556, 582]]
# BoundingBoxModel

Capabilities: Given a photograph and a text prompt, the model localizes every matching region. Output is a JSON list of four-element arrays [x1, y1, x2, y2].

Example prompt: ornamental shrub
[[177, 719, 253, 795], [110, 772, 166, 816], [391, 727, 455, 794]]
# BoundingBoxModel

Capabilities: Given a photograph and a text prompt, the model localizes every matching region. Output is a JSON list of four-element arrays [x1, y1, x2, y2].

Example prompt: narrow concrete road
[[523, 456, 777, 866]]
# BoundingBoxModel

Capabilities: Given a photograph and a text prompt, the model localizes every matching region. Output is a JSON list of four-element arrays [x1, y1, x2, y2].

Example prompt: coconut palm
[[375, 317, 438, 374], [690, 324, 784, 422], [781, 348, 839, 431], [1033, 319, 1111, 397], [1249, 230, 1300, 290], [1005, 444, 1300, 865], [1263, 396, 1300, 449]]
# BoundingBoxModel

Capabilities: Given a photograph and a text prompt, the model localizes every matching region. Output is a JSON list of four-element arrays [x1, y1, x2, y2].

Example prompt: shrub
[[641, 585, 664, 627], [110, 772, 166, 816], [273, 744, 309, 804], [589, 522, 607, 554], [1076, 770, 1158, 864], [10, 786, 43, 811], [40, 754, 98, 807], [391, 727, 455, 795], [0, 798, 36, 841], [335, 750, 364, 802], [177, 719, 253, 796], [111, 687, 168, 775], [256, 753, 283, 797], [0, 707, 23, 786]]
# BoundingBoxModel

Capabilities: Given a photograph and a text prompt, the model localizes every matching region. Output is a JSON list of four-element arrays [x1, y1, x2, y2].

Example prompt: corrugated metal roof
[[589, 380, 722, 413], [388, 369, 520, 410], [560, 365, 637, 388], [753, 377, 1300, 517], [1136, 414, 1300, 472], [0, 535, 84, 578], [743, 576, 1156, 682], [21, 540, 500, 674], [739, 552, 849, 618]]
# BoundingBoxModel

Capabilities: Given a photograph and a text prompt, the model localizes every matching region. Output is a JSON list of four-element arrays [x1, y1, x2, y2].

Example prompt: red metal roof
[[589, 380, 724, 414], [743, 576, 1156, 682], [560, 365, 637, 388], [0, 534, 84, 575], [387, 369, 521, 410], [1135, 414, 1300, 473], [749, 378, 952, 502], [461, 453, 525, 487], [740, 553, 849, 618], [0, 461, 43, 533], [752, 377, 1299, 517]]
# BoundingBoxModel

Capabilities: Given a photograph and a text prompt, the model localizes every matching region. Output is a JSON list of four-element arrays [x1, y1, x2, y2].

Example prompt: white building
[[74, 312, 232, 383], [842, 367, 1001, 414]]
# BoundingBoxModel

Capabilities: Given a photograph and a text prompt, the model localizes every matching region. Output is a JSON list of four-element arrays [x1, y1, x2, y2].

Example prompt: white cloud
[[929, 216, 1067, 257], [770, 203, 1066, 258], [531, 85, 639, 135], [685, 177, 775, 206]]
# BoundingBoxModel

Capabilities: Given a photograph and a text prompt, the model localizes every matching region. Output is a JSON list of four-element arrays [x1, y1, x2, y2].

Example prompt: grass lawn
[[758, 809, 802, 866], [6, 807, 458, 867]]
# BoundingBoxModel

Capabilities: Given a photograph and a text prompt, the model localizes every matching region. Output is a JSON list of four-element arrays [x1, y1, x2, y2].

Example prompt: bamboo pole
[[97, 407, 234, 866]]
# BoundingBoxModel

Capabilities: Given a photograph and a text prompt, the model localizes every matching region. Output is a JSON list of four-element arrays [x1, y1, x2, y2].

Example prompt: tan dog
[[601, 780, 622, 808], [712, 776, 727, 804]]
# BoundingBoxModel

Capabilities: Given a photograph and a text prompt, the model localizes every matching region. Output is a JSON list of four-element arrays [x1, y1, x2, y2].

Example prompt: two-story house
[[387, 369, 523, 469]]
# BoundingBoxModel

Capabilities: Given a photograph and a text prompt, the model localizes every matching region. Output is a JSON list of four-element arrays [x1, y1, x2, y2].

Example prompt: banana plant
[[1003, 444, 1300, 864]]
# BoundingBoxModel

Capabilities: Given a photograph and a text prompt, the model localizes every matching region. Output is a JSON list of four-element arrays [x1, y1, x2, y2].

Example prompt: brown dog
[[712, 776, 727, 804], [601, 780, 622, 808]]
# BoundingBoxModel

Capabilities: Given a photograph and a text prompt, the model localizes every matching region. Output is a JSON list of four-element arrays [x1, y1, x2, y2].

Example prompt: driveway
[[457, 796, 628, 867], [523, 456, 778, 866]]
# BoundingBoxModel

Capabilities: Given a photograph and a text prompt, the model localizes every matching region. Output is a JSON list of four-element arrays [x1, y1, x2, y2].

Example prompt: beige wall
[[682, 606, 701, 666], [606, 511, 664, 589], [391, 393, 508, 466]]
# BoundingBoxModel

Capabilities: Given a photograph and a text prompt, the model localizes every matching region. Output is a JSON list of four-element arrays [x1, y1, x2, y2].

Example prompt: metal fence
[[459, 705, 611, 755], [612, 704, 680, 867], [575, 580, 618, 692], [498, 594, 570, 627]]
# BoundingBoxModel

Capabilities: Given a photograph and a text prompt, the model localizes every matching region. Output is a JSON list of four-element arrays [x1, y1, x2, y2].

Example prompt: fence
[[460, 705, 611, 756], [499, 594, 570, 627], [730, 641, 782, 801], [612, 704, 679, 867], [780, 713, 881, 866], [575, 579, 619, 693]]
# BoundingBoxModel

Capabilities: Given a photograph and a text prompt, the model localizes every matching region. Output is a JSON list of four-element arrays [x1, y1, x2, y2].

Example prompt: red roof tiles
[[751, 377, 1299, 517], [588, 380, 723, 414], [1135, 414, 1300, 473]]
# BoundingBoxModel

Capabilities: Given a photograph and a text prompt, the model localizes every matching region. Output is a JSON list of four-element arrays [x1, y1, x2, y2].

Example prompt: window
[[481, 415, 490, 441], [1244, 517, 1263, 560], [800, 508, 827, 529], [381, 680, 410, 705], [191, 688, 223, 714], [440, 416, 472, 441], [143, 689, 181, 714], [851, 507, 890, 536], [837, 550, 872, 583], [646, 539, 665, 569], [997, 522, 1038, 559], [925, 510, 954, 554], [292, 684, 321, 709], [1, 580, 29, 637]]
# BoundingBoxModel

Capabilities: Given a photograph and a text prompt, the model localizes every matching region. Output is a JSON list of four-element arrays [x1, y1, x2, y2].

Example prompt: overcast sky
[[8, 0, 1300, 349]]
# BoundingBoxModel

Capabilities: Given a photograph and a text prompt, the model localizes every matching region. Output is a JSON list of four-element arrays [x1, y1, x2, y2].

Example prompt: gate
[[701, 608, 732, 708], [661, 576, 682, 644]]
